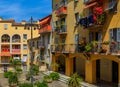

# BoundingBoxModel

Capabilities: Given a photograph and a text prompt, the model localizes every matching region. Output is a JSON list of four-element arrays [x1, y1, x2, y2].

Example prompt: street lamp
[[25, 17, 39, 85]]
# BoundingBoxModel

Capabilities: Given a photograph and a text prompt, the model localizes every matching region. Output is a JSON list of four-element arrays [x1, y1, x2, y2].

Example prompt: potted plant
[[4, 71, 13, 78], [43, 75, 53, 83], [35, 81, 48, 87], [102, 41, 110, 45], [67, 73, 82, 87]]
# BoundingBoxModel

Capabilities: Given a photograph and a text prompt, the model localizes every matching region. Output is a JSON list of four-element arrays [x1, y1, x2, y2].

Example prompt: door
[[112, 61, 118, 83], [96, 60, 100, 82]]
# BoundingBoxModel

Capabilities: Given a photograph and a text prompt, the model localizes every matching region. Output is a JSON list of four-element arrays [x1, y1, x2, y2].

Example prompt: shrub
[[35, 81, 48, 87], [50, 72, 60, 80], [26, 72, 30, 81], [19, 83, 33, 87], [4, 71, 13, 78], [32, 65, 39, 75], [8, 72, 18, 86]]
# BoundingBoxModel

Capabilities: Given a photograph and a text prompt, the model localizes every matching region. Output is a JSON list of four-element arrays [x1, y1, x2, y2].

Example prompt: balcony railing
[[1, 49, 10, 52], [12, 39, 21, 43], [12, 49, 20, 53], [13, 57, 20, 59], [51, 42, 120, 55], [39, 25, 52, 34], [0, 61, 10, 64], [56, 6, 67, 17]]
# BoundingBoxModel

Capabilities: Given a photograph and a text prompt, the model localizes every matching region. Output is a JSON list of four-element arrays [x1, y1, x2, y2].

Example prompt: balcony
[[58, 25, 67, 35], [79, 12, 106, 29], [39, 25, 52, 34], [51, 42, 120, 56], [12, 49, 21, 53], [0, 61, 10, 64], [56, 6, 67, 17], [12, 39, 21, 43]]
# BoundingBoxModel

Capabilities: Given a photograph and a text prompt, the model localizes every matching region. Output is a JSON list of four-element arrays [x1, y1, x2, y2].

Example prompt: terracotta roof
[[0, 19, 15, 23]]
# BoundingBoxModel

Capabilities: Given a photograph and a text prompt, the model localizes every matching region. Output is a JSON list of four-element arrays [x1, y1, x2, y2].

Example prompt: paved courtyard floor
[[0, 72, 118, 87]]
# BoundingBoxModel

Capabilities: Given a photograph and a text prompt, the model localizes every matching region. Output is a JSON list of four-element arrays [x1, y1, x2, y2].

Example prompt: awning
[[39, 17, 50, 25], [84, 2, 97, 9], [0, 53, 11, 56]]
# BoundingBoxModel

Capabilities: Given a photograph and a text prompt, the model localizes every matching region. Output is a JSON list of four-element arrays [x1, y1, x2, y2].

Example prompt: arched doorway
[[57, 55, 65, 74], [96, 58, 118, 86], [73, 57, 85, 80]]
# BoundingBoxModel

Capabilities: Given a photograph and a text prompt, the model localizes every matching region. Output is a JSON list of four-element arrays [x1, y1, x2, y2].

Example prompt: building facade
[[39, 15, 52, 69], [0, 18, 39, 73], [52, 0, 120, 86]]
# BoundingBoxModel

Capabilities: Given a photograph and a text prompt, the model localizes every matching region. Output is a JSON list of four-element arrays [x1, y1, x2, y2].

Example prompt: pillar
[[65, 58, 73, 76], [85, 60, 96, 83], [52, 54, 57, 71]]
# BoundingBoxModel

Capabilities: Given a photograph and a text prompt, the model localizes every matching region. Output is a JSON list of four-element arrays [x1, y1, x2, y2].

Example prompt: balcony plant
[[102, 41, 110, 45], [67, 73, 82, 87]]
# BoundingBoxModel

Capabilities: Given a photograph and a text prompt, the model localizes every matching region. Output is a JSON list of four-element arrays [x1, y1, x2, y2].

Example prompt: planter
[[44, 78, 53, 83]]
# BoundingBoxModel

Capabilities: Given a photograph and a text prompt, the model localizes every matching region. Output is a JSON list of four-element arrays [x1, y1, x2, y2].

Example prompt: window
[[84, 0, 89, 3], [55, 3, 58, 10], [75, 13, 79, 24], [23, 34, 27, 40], [23, 44, 27, 50], [54, 38, 58, 44], [106, 0, 117, 13], [32, 41, 35, 47], [22, 54, 27, 62], [4, 24, 8, 29], [117, 28, 120, 42]]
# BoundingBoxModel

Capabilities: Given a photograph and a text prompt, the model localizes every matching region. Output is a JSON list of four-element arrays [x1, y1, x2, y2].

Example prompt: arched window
[[12, 34, 21, 42], [1, 34, 10, 42]]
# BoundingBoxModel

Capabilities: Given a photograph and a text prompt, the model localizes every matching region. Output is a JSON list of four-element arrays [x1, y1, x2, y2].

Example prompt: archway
[[57, 55, 65, 74]]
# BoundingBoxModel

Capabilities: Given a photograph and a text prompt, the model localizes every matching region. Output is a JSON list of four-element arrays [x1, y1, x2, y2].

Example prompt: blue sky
[[0, 0, 52, 22]]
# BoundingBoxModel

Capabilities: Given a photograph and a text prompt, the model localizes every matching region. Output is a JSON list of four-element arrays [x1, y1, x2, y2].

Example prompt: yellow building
[[52, 0, 120, 86], [0, 17, 39, 73], [27, 36, 41, 67]]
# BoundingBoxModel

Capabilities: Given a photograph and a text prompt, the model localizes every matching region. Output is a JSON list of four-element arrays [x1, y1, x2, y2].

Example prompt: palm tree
[[67, 73, 82, 87]]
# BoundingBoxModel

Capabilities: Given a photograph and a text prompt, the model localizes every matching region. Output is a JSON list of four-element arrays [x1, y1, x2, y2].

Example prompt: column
[[52, 54, 57, 71], [85, 60, 96, 83], [65, 58, 73, 76], [10, 36, 12, 53], [118, 63, 120, 87]]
